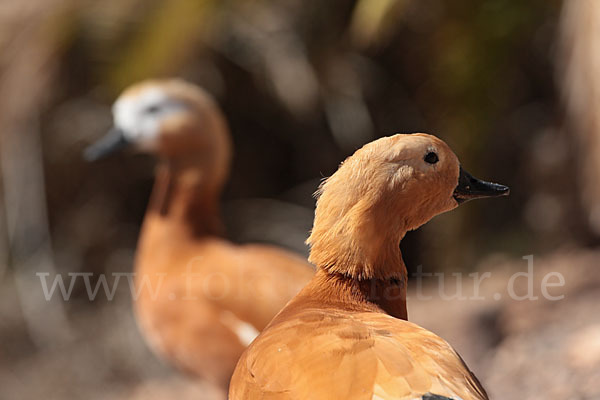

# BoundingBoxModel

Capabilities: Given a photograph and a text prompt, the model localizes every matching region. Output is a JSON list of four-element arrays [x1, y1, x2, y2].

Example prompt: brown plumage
[[85, 79, 314, 389], [229, 133, 508, 400]]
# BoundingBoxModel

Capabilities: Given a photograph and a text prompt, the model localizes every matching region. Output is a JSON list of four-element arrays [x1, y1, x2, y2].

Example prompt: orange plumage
[[229, 133, 508, 400], [86, 79, 314, 390]]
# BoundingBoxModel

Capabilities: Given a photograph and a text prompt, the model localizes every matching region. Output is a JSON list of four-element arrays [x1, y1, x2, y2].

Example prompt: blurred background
[[1, 0, 600, 399]]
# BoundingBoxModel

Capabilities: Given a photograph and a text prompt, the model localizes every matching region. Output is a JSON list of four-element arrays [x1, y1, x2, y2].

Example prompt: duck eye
[[145, 105, 161, 114], [424, 152, 439, 164]]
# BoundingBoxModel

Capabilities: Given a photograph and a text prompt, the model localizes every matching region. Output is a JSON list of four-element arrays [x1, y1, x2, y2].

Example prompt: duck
[[84, 79, 315, 389], [229, 133, 509, 400]]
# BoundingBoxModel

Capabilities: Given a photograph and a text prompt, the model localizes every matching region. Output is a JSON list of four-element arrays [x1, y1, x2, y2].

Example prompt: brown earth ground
[[1, 248, 599, 400]]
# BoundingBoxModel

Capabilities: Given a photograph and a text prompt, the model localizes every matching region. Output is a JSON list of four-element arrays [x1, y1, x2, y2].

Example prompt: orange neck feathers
[[306, 143, 414, 281], [305, 144, 412, 320], [142, 85, 232, 239], [148, 157, 225, 237], [304, 189, 410, 319], [285, 269, 408, 320], [307, 194, 409, 281]]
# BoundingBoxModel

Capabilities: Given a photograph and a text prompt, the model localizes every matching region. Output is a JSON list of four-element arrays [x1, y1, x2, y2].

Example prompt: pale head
[[85, 79, 231, 164], [307, 133, 508, 279], [112, 83, 189, 151]]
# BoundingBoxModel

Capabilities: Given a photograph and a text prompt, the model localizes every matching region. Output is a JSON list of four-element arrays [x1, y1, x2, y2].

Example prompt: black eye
[[145, 105, 161, 114], [424, 152, 439, 164]]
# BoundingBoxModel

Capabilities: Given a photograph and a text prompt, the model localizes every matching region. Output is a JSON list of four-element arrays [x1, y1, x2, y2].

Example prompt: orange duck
[[85, 79, 314, 389], [229, 133, 509, 400]]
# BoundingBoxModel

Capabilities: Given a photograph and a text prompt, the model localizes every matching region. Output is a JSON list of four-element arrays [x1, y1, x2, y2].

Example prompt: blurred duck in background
[[230, 134, 508, 400], [84, 79, 314, 390]]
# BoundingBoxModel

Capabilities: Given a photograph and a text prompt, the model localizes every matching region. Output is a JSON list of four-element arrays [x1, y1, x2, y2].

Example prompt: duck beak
[[83, 127, 129, 161], [453, 166, 509, 204]]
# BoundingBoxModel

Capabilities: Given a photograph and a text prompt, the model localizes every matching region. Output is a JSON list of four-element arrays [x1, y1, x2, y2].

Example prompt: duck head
[[307, 133, 509, 279], [84, 79, 231, 171]]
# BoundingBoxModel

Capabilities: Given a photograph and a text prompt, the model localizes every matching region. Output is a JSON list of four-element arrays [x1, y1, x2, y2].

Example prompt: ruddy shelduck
[[229, 133, 509, 400], [85, 79, 314, 389]]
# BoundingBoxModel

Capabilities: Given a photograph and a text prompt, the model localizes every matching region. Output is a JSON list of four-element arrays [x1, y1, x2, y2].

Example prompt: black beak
[[83, 127, 129, 161], [453, 166, 509, 204]]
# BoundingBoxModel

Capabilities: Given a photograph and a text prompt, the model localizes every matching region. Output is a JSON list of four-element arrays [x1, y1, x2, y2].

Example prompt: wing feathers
[[231, 310, 488, 400]]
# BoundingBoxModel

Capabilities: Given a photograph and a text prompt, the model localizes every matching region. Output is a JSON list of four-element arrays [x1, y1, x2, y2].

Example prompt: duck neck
[[306, 202, 410, 319], [145, 156, 224, 238], [298, 267, 408, 320], [308, 197, 409, 280]]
